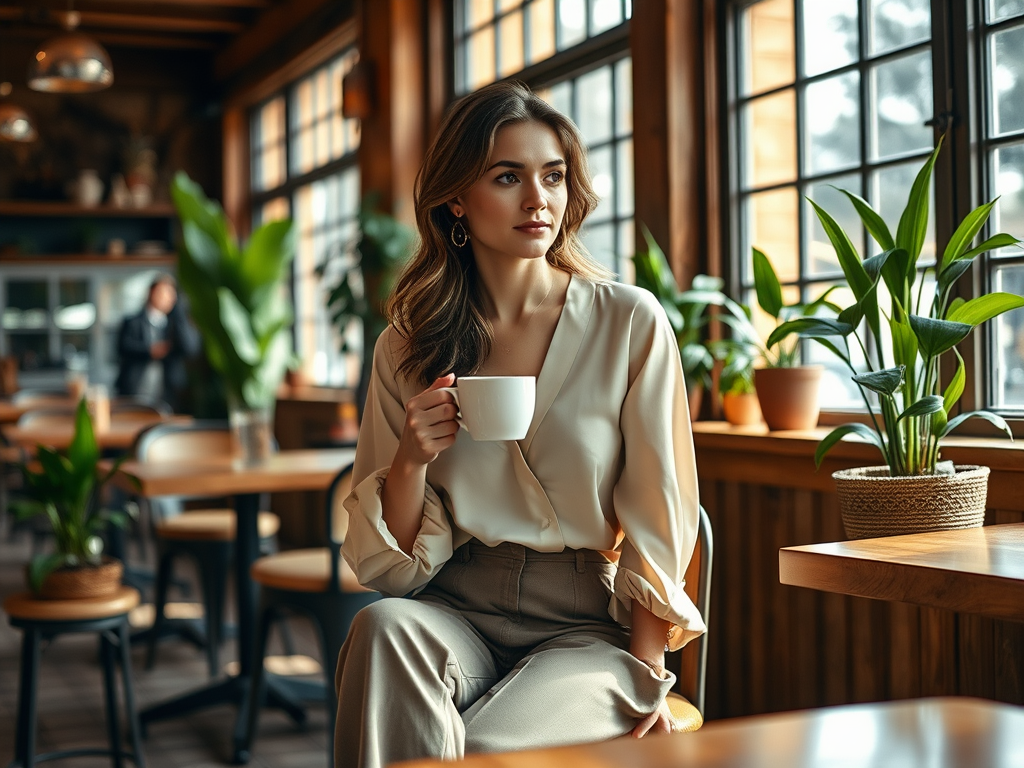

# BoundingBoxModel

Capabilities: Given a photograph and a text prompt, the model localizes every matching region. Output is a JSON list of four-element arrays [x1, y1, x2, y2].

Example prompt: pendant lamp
[[28, 10, 113, 93], [0, 100, 38, 142]]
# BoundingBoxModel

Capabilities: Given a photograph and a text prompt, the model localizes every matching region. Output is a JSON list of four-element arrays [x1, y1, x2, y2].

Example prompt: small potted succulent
[[769, 137, 1024, 538], [11, 399, 134, 598]]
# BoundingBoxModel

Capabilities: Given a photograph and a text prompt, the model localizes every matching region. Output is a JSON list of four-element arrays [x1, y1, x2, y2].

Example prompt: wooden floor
[[0, 527, 332, 768]]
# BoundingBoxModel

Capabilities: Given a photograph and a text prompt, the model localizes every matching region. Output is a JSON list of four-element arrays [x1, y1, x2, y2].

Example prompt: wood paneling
[[694, 424, 1024, 721]]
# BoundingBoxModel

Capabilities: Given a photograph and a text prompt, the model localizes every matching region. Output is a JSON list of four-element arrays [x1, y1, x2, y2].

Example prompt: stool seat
[[154, 510, 280, 541], [667, 691, 703, 733], [4, 587, 140, 622], [250, 548, 369, 593]]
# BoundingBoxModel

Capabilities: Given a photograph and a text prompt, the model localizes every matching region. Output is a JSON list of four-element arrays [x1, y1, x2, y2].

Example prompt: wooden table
[[2, 414, 187, 451], [779, 523, 1024, 622], [398, 697, 1024, 768], [106, 448, 357, 761]]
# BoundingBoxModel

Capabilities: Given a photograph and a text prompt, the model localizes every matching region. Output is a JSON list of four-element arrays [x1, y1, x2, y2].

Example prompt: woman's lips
[[514, 222, 550, 233]]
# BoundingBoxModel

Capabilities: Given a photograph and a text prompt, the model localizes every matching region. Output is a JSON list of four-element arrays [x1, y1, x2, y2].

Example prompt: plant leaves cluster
[[10, 399, 134, 592], [768, 137, 1024, 475], [170, 172, 297, 410]]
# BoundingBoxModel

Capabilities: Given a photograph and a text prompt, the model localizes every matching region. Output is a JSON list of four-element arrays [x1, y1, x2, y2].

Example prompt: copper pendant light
[[0, 100, 38, 142], [28, 10, 113, 93]]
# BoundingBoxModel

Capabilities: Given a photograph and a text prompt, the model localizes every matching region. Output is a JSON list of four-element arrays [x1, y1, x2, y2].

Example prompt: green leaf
[[908, 315, 972, 358], [217, 287, 261, 365], [940, 199, 997, 272], [946, 292, 1024, 326], [809, 199, 873, 300], [898, 394, 944, 421], [767, 317, 856, 349], [834, 187, 895, 251], [66, 399, 98, 481], [942, 409, 1013, 439], [895, 139, 941, 262], [937, 259, 973, 298], [954, 232, 1022, 263], [853, 366, 905, 396], [862, 249, 893, 283], [28, 553, 66, 593], [943, 347, 966, 414], [879, 247, 912, 308], [889, 314, 919, 373], [240, 218, 295, 299], [752, 247, 784, 319], [814, 423, 887, 469]]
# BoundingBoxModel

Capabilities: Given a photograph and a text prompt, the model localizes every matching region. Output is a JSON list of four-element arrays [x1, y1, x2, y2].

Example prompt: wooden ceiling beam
[[0, 25, 220, 50], [91, 0, 270, 7], [53, 11, 245, 34]]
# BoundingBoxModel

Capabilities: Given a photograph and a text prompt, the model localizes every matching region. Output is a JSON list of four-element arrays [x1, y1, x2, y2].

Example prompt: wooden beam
[[67, 11, 245, 34], [1, 26, 220, 50], [90, 0, 269, 7]]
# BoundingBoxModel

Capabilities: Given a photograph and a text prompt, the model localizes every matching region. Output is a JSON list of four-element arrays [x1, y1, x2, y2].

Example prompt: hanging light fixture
[[27, 9, 113, 93], [0, 99, 38, 142]]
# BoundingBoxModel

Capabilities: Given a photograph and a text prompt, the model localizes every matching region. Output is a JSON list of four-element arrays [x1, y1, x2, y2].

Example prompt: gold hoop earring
[[450, 219, 470, 248]]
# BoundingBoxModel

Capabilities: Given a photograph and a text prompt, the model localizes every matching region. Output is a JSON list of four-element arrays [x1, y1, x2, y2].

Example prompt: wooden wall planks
[[694, 426, 1024, 721]]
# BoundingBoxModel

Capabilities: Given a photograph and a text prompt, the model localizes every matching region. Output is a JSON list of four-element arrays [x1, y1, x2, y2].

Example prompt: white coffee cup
[[442, 376, 536, 441]]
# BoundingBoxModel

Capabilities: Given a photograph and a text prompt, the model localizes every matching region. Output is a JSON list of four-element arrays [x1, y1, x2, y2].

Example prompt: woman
[[336, 80, 705, 768]]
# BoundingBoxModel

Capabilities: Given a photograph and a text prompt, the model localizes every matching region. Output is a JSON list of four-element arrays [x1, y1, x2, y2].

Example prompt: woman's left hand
[[631, 697, 673, 738]]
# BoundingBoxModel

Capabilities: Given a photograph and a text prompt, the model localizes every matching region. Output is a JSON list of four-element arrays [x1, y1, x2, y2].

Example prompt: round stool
[[3, 587, 146, 768]]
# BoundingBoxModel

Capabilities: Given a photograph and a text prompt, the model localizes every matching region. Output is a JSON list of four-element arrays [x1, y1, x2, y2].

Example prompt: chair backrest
[[135, 420, 234, 464], [112, 396, 172, 417], [325, 463, 355, 593], [676, 505, 713, 717], [16, 408, 76, 429]]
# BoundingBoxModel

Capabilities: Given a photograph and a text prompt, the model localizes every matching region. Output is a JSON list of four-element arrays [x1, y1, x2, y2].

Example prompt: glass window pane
[[746, 187, 800, 283], [804, 71, 861, 175], [993, 143, 1024, 241], [744, 89, 797, 188], [558, 0, 587, 49], [498, 0, 521, 11], [990, 0, 1024, 24], [805, 284, 865, 408], [537, 80, 572, 117], [615, 57, 632, 136], [872, 160, 936, 265], [993, 264, 1024, 407], [801, 0, 858, 78], [581, 221, 616, 271], [591, 0, 623, 35], [618, 219, 635, 282], [805, 174, 863, 276], [991, 25, 1024, 137], [871, 50, 933, 161], [498, 11, 525, 77], [868, 0, 930, 56], [466, 0, 495, 31], [467, 27, 496, 91], [10, 333, 50, 371], [589, 145, 614, 221], [576, 66, 614, 145], [617, 139, 634, 218], [528, 0, 556, 63], [5, 279, 47, 330], [741, 0, 795, 96]]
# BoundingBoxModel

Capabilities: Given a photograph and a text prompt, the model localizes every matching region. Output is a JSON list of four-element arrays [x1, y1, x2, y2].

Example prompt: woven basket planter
[[32, 556, 124, 600], [833, 465, 990, 539]]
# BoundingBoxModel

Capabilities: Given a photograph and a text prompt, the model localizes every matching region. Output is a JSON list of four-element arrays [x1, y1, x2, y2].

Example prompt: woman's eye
[[545, 171, 565, 184], [496, 172, 519, 184]]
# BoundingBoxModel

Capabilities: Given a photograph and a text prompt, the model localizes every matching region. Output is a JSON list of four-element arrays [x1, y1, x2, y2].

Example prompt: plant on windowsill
[[769, 136, 1024, 538], [11, 399, 135, 598], [631, 226, 750, 421], [707, 336, 761, 426], [170, 172, 297, 464]]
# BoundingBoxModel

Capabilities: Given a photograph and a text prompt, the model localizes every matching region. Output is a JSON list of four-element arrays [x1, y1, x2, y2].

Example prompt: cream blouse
[[341, 273, 706, 650]]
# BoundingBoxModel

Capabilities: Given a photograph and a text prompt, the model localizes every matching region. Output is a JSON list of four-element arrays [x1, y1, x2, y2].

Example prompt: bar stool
[[3, 586, 146, 768]]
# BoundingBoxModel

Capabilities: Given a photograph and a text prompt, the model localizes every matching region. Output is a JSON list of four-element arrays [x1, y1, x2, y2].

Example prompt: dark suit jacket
[[115, 303, 200, 410]]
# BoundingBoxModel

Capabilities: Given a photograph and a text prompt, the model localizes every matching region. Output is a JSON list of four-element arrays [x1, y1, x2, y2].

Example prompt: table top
[[104, 447, 357, 497], [0, 397, 74, 424], [398, 697, 1024, 768], [779, 523, 1024, 622], [2, 414, 186, 451]]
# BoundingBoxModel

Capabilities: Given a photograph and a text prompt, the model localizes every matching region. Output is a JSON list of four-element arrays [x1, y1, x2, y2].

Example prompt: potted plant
[[708, 336, 761, 426], [170, 172, 296, 463], [11, 399, 134, 598], [769, 137, 1024, 538], [319, 194, 415, 414], [631, 226, 750, 421]]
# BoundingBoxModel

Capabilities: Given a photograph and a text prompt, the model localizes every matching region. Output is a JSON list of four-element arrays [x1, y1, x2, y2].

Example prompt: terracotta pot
[[33, 556, 123, 600], [722, 392, 762, 426], [754, 366, 823, 431], [833, 465, 989, 539]]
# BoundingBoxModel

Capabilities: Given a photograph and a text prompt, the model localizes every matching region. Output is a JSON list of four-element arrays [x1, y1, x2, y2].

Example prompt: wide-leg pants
[[334, 540, 674, 768]]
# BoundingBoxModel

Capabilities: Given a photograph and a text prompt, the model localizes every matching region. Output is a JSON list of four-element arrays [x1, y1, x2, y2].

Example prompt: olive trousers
[[334, 540, 674, 768]]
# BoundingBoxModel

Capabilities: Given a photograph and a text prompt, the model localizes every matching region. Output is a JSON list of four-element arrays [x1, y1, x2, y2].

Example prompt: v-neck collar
[[519, 272, 595, 453]]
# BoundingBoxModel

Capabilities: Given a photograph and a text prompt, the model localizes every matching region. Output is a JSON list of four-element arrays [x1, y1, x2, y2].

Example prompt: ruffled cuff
[[340, 468, 454, 597], [610, 566, 707, 651]]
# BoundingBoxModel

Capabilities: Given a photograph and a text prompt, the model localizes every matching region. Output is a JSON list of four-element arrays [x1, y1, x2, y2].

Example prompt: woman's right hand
[[395, 373, 460, 467]]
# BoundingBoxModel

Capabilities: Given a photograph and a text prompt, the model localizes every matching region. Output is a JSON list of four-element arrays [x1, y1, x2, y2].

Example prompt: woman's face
[[453, 120, 568, 266]]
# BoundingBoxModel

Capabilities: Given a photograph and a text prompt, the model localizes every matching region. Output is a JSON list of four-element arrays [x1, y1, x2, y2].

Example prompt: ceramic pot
[[754, 366, 823, 431], [722, 392, 762, 426], [34, 556, 123, 600], [833, 464, 989, 539]]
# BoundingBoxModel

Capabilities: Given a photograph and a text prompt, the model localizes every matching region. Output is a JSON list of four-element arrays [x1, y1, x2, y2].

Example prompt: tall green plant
[[11, 400, 133, 591], [170, 172, 296, 410], [770, 137, 1024, 475]]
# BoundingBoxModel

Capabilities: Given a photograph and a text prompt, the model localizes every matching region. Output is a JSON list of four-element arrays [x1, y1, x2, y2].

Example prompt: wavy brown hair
[[386, 80, 612, 386]]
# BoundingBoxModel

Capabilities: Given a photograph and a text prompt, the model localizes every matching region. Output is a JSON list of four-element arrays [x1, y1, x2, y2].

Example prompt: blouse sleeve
[[608, 293, 707, 651], [340, 329, 455, 597]]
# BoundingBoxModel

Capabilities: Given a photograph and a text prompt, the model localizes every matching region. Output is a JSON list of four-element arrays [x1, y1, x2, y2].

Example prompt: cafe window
[[249, 49, 362, 387], [727, 0, 1024, 414], [454, 0, 634, 277]]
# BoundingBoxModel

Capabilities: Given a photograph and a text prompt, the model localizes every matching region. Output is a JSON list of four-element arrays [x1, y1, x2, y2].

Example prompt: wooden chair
[[4, 587, 146, 768], [666, 504, 713, 732], [237, 462, 380, 767], [133, 421, 282, 678], [111, 397, 172, 418]]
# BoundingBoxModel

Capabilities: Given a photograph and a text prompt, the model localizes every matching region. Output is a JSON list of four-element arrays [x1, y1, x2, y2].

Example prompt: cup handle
[[439, 387, 467, 431]]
